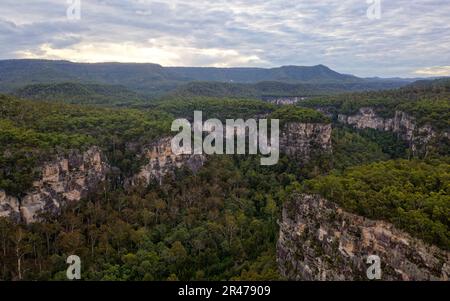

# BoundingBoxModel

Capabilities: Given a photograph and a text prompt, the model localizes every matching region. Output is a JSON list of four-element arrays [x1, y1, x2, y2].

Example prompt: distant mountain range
[[0, 59, 433, 102]]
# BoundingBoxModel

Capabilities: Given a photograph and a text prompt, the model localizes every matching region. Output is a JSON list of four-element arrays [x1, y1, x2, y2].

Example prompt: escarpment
[[0, 137, 207, 223], [0, 147, 109, 223], [1, 122, 333, 222], [337, 107, 449, 156], [277, 194, 450, 281]]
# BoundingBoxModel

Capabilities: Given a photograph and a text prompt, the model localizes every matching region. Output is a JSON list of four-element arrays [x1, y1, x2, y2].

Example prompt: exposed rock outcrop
[[280, 123, 332, 160], [130, 137, 206, 186], [277, 194, 450, 281], [0, 190, 20, 221], [0, 147, 109, 223], [338, 107, 449, 156]]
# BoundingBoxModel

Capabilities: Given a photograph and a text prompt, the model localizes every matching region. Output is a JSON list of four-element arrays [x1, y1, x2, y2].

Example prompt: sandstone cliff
[[0, 147, 109, 223], [280, 123, 332, 160], [337, 107, 449, 156], [131, 122, 332, 186], [277, 194, 450, 281], [130, 137, 206, 186], [1, 123, 333, 222]]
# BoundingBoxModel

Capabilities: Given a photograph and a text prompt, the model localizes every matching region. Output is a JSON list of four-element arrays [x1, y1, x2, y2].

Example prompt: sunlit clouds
[[0, 0, 449, 77], [415, 66, 450, 76]]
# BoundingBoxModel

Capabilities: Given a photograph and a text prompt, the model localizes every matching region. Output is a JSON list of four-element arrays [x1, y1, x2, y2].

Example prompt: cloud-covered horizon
[[0, 0, 449, 77]]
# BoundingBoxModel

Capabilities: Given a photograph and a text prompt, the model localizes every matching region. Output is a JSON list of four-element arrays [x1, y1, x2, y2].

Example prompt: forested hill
[[168, 64, 359, 83], [0, 60, 413, 98], [169, 80, 408, 99], [13, 82, 143, 106]]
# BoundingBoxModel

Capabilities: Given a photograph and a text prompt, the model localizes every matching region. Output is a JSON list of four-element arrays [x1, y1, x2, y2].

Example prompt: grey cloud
[[0, 0, 449, 76]]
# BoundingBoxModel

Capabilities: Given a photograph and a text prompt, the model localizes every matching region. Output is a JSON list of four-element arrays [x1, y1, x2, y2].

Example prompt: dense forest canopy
[[0, 75, 449, 281], [152, 97, 276, 121], [330, 127, 390, 170], [269, 106, 331, 125]]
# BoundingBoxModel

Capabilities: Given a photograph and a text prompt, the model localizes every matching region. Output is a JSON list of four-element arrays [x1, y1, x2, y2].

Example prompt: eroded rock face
[[277, 194, 450, 281], [338, 108, 449, 156], [280, 123, 332, 160], [0, 147, 109, 223], [0, 190, 20, 221], [131, 137, 206, 186]]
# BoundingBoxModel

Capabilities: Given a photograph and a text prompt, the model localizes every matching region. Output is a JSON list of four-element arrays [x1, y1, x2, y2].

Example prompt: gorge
[[0, 119, 333, 224]]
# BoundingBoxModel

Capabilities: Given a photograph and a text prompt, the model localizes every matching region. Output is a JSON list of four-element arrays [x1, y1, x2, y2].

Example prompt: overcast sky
[[0, 0, 449, 77]]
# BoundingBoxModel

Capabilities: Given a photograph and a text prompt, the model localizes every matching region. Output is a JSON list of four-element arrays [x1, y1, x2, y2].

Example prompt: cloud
[[17, 41, 267, 67], [415, 66, 450, 76], [0, 0, 449, 77]]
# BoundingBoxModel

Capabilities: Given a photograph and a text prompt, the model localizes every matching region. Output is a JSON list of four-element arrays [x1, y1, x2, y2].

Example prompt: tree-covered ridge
[[13, 82, 144, 106], [0, 95, 172, 195], [169, 80, 408, 99], [153, 97, 276, 121], [330, 125, 410, 161], [300, 78, 450, 130], [0, 95, 171, 140], [269, 106, 331, 125], [302, 158, 450, 250]]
